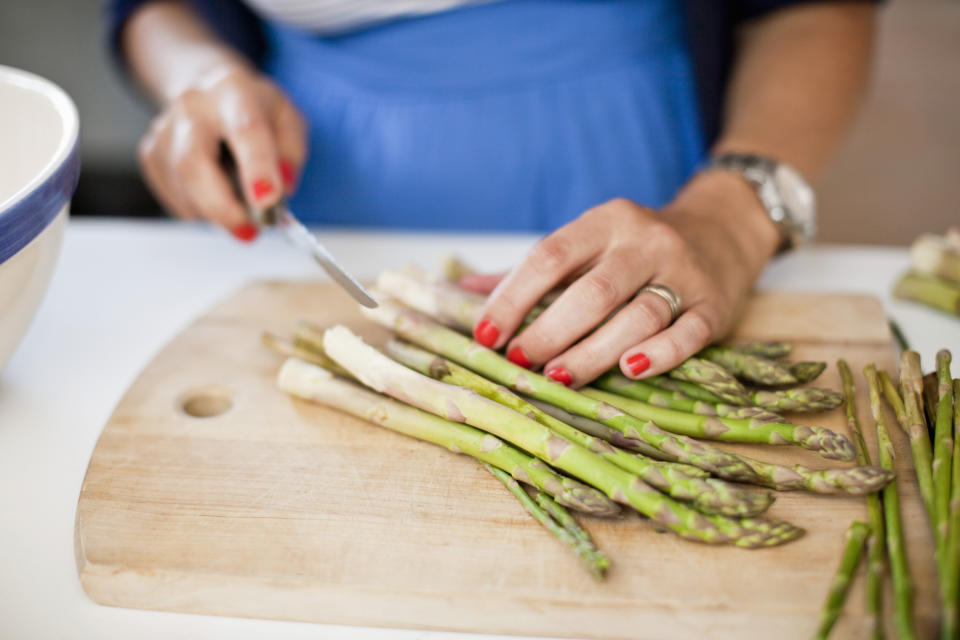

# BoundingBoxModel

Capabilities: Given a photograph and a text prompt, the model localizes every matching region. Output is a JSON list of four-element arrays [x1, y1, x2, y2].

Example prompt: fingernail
[[546, 367, 573, 387], [507, 346, 531, 369], [252, 178, 274, 202], [473, 319, 499, 347], [279, 160, 296, 190], [627, 352, 650, 376], [231, 223, 259, 243]]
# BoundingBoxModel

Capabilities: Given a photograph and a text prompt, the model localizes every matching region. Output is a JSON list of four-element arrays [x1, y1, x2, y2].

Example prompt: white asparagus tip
[[277, 357, 333, 399]]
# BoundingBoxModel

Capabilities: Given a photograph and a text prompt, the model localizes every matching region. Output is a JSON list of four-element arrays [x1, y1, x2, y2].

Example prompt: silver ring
[[638, 284, 682, 323]]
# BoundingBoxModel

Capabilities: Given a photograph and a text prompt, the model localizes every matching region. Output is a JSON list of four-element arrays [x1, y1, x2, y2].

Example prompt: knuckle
[[633, 299, 666, 333], [581, 272, 620, 309], [228, 108, 269, 136], [684, 310, 714, 345], [649, 222, 686, 252], [528, 234, 573, 276]]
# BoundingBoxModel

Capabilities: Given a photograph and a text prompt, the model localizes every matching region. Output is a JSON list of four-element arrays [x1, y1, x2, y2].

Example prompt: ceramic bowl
[[0, 65, 79, 373]]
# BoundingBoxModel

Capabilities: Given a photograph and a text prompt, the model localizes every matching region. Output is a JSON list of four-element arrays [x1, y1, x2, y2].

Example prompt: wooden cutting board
[[74, 282, 939, 639]]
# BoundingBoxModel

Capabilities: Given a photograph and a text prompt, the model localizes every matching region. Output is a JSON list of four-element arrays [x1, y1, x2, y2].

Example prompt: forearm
[[714, 2, 877, 180], [123, 1, 251, 104]]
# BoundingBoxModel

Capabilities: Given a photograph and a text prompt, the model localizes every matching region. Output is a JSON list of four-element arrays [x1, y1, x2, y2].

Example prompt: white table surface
[[2, 218, 959, 640]]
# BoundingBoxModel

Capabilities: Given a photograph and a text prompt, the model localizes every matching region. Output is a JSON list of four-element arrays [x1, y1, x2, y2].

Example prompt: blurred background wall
[[0, 0, 956, 243]]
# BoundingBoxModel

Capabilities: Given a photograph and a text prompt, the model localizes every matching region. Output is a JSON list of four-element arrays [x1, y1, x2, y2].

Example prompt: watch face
[[774, 163, 817, 239]]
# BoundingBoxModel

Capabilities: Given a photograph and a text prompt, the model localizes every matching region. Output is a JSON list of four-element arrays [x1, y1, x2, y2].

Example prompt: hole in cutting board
[[180, 386, 234, 418]]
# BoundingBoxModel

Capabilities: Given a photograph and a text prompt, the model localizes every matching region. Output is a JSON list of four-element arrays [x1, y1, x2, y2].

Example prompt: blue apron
[[263, 0, 705, 231]]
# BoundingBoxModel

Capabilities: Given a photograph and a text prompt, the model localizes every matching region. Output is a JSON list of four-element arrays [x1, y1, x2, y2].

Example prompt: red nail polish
[[252, 178, 274, 201], [231, 223, 259, 243], [279, 160, 296, 190], [627, 352, 650, 376], [507, 346, 531, 369], [473, 319, 499, 347], [546, 367, 573, 387]]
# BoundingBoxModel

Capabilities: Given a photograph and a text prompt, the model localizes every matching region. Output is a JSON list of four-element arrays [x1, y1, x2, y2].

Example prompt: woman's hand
[[137, 62, 307, 241], [467, 171, 782, 387]]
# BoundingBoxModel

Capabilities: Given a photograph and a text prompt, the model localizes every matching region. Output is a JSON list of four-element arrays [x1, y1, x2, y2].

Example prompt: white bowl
[[0, 65, 79, 373]]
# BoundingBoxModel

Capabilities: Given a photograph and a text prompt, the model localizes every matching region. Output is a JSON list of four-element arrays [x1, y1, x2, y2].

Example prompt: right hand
[[137, 62, 307, 241]]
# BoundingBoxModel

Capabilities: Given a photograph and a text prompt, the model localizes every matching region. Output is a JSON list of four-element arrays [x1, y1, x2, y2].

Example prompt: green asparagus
[[323, 325, 803, 547], [812, 521, 871, 640], [700, 345, 798, 386], [485, 464, 609, 580], [363, 299, 893, 495], [668, 357, 753, 405], [899, 351, 937, 529], [747, 387, 844, 413], [837, 360, 885, 640], [788, 361, 828, 384], [583, 387, 855, 460], [933, 352, 954, 578], [386, 338, 773, 518], [866, 365, 915, 640], [942, 379, 960, 640], [737, 341, 793, 359], [894, 271, 960, 317]]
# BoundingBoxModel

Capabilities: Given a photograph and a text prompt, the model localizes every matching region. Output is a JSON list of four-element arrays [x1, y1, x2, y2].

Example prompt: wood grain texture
[[75, 283, 937, 639]]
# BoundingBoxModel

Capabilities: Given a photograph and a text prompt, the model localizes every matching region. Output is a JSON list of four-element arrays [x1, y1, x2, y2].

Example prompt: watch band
[[705, 152, 816, 251]]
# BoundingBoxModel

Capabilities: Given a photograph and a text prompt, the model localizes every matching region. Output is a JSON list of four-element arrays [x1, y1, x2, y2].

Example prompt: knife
[[260, 202, 378, 308], [220, 145, 377, 308]]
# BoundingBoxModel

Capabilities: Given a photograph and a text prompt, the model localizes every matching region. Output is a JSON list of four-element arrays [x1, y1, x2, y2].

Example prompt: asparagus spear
[[323, 324, 803, 548], [668, 358, 753, 405], [898, 351, 937, 529], [924, 371, 940, 432], [263, 332, 351, 377], [386, 338, 773, 518], [894, 271, 960, 316], [532, 488, 611, 574], [485, 464, 609, 580], [837, 360, 885, 640], [788, 361, 828, 384], [933, 351, 954, 567], [645, 375, 727, 405], [276, 359, 618, 516], [737, 341, 793, 359], [700, 345, 799, 386], [747, 387, 844, 413], [377, 268, 484, 332], [866, 365, 916, 640], [942, 379, 960, 640], [812, 521, 871, 640], [583, 387, 856, 461], [910, 232, 960, 285], [363, 299, 893, 495], [441, 254, 477, 283], [595, 372, 787, 423]]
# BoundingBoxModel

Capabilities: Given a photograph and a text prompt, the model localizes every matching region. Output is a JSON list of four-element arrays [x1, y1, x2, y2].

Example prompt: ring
[[638, 284, 682, 323]]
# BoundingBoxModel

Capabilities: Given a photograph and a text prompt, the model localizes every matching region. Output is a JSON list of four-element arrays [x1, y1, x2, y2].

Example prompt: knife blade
[[269, 204, 378, 308]]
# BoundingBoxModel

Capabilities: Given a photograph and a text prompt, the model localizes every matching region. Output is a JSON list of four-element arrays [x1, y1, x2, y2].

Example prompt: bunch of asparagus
[[894, 229, 960, 318], [261, 263, 907, 581], [813, 350, 959, 639]]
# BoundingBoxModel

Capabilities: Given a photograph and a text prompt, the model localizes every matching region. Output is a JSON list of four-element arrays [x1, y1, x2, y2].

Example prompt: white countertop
[[1, 219, 958, 640]]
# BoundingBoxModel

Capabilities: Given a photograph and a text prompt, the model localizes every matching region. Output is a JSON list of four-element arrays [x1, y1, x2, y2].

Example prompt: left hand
[[464, 171, 782, 387]]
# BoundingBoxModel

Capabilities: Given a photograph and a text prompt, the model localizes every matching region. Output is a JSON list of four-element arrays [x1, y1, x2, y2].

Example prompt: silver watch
[[706, 152, 817, 251]]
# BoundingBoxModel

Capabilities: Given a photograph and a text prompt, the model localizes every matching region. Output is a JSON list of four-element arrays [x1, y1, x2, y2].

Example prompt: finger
[[272, 98, 308, 195], [505, 253, 647, 371], [219, 92, 283, 210], [473, 227, 602, 350], [175, 139, 253, 237], [137, 126, 197, 220], [619, 306, 718, 379], [540, 286, 676, 387], [458, 273, 504, 294]]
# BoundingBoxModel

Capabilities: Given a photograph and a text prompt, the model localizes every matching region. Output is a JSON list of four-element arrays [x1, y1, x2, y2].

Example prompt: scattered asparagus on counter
[[386, 338, 773, 518], [932, 351, 955, 567], [812, 520, 871, 640], [323, 324, 803, 547], [866, 365, 915, 640], [364, 298, 893, 496], [894, 271, 960, 317], [888, 318, 911, 352], [837, 360, 885, 640], [700, 345, 798, 386], [276, 358, 618, 516], [924, 371, 941, 433], [897, 351, 937, 528], [942, 379, 960, 640], [583, 387, 856, 461], [485, 464, 610, 580], [668, 357, 753, 405], [736, 341, 794, 359], [788, 361, 828, 384], [747, 387, 844, 413]]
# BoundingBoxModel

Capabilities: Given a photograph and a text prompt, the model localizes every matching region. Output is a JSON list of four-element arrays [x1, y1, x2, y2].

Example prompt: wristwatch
[[706, 152, 817, 252]]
